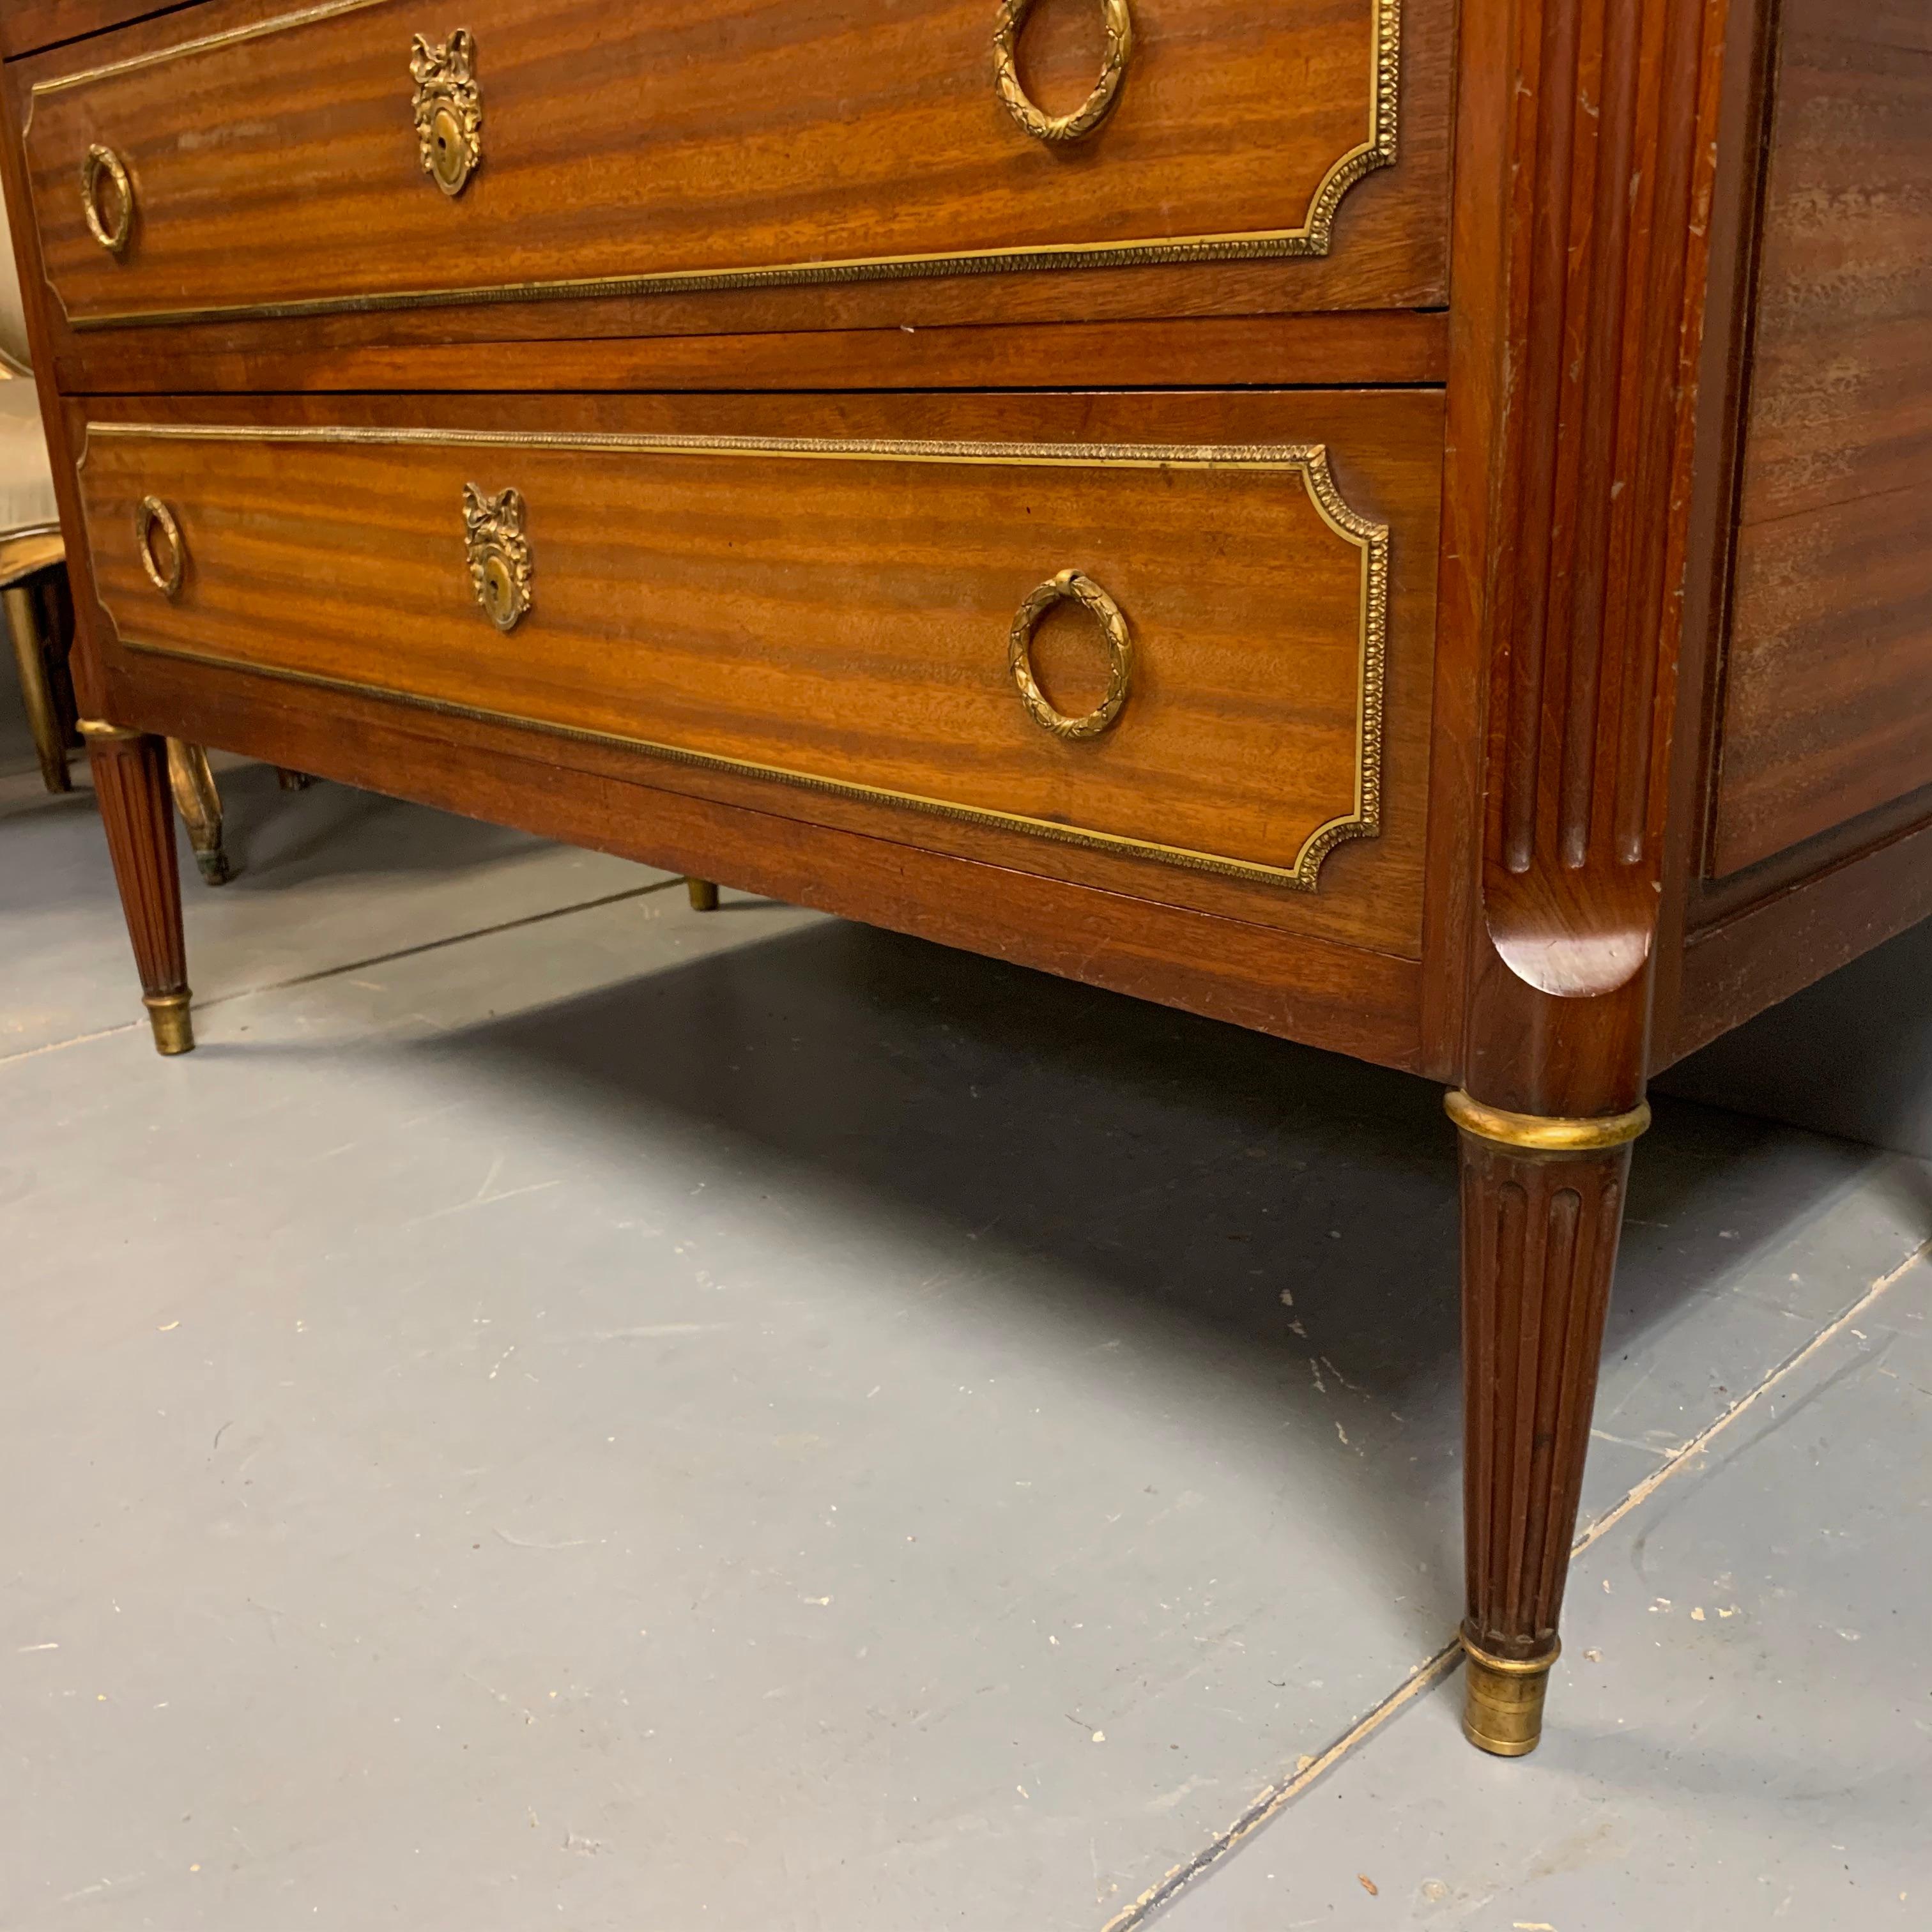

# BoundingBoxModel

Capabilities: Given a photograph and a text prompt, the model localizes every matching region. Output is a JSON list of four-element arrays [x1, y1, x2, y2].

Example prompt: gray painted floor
[[2, 762, 1926, 1931]]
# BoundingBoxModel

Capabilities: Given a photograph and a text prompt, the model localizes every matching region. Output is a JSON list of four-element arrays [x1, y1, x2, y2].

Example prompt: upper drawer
[[22, 0, 1435, 332]]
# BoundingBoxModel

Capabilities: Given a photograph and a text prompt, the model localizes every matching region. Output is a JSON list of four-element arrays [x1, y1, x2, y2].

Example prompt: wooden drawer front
[[78, 395, 1437, 904], [26, 0, 1423, 332]]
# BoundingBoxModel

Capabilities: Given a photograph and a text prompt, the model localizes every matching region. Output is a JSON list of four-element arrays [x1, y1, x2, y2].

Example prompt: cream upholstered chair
[[1, 198, 236, 878]]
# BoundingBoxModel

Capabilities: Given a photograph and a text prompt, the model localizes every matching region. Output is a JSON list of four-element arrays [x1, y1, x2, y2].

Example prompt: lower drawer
[[77, 390, 1441, 947]]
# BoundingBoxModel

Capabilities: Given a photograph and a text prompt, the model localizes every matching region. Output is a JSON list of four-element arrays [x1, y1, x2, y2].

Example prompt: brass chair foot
[[686, 877, 720, 912], [142, 990, 195, 1056], [165, 740, 233, 887], [1460, 1635, 1558, 1757]]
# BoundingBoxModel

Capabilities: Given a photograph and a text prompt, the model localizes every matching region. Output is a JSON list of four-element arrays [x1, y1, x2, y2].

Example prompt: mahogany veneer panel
[[75, 387, 1443, 954], [102, 643, 1432, 1071], [22, 0, 1440, 332], [1710, 0, 1932, 876], [47, 309, 1453, 399]]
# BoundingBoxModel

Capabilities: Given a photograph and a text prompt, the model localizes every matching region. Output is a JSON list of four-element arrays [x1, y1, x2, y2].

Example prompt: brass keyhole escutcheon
[[1008, 569, 1134, 740], [479, 549, 518, 628], [429, 103, 467, 192], [463, 484, 532, 632], [411, 29, 482, 197], [993, 0, 1135, 144], [135, 496, 184, 599], [80, 144, 134, 256]]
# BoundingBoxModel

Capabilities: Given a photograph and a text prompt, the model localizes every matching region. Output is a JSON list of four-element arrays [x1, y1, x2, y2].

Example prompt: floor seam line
[[1102, 1232, 1930, 1932], [0, 1019, 141, 1066], [194, 878, 687, 1015], [1570, 1234, 1930, 1560], [0, 880, 682, 1066], [1100, 1643, 1464, 1932]]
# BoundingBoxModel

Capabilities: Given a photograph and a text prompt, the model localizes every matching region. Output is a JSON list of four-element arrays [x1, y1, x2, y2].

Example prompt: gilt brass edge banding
[[1444, 1091, 1652, 1152], [60, 221, 1373, 336], [93, 425, 1387, 890], [75, 716, 141, 739], [45, 0, 1400, 330], [87, 425, 1331, 470], [29, 0, 393, 96], [118, 635, 1342, 894]]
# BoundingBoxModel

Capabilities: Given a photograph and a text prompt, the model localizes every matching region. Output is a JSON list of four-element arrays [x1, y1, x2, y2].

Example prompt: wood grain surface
[[1710, 0, 1932, 875], [77, 387, 1443, 951], [0, 0, 194, 60], [1439, 0, 1729, 1114], [1458, 1129, 1631, 1662], [22, 0, 1442, 330], [100, 641, 1432, 1071], [84, 728, 188, 1002], [47, 308, 1452, 399]]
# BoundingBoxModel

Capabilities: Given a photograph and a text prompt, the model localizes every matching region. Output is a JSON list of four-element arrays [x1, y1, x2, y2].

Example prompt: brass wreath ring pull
[[135, 495, 184, 599], [993, 0, 1135, 144], [80, 144, 134, 256], [1008, 569, 1134, 740]]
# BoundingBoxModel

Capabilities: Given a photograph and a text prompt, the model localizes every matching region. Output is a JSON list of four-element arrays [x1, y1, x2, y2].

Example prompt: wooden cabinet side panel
[[1710, 0, 1932, 876]]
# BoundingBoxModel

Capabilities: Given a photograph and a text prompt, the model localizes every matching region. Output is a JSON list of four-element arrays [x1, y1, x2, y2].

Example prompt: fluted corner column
[[79, 721, 194, 1055], [1446, 1092, 1650, 1752]]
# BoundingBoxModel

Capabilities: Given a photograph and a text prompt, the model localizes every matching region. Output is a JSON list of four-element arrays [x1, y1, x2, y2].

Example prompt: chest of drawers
[[5, 0, 1928, 1767]]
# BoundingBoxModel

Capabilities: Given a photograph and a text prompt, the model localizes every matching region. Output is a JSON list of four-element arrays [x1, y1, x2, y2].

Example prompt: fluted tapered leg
[[1448, 1092, 1650, 1754], [81, 722, 193, 1055]]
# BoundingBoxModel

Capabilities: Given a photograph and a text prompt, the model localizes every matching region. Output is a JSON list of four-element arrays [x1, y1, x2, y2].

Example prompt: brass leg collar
[[143, 990, 195, 1056], [686, 877, 720, 912], [1445, 1089, 1650, 1153], [75, 717, 143, 742], [1461, 1634, 1559, 1758]]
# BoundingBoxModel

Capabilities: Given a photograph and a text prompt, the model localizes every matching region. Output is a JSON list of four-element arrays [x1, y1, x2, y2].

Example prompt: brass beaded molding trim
[[87, 423, 1389, 894], [36, 0, 1400, 333], [1444, 1091, 1653, 1152]]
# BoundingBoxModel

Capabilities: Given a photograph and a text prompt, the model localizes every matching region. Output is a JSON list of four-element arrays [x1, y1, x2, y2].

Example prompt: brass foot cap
[[1461, 1636, 1558, 1758], [143, 990, 195, 1055], [686, 877, 720, 912]]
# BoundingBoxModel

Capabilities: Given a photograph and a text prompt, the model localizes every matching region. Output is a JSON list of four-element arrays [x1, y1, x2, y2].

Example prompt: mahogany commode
[[5, 0, 1928, 1761]]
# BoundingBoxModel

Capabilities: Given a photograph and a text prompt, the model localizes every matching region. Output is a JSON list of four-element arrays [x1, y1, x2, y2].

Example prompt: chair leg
[[1449, 1092, 1648, 1754], [165, 739, 232, 885], [686, 877, 719, 912], [4, 579, 72, 793], [80, 722, 193, 1055]]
